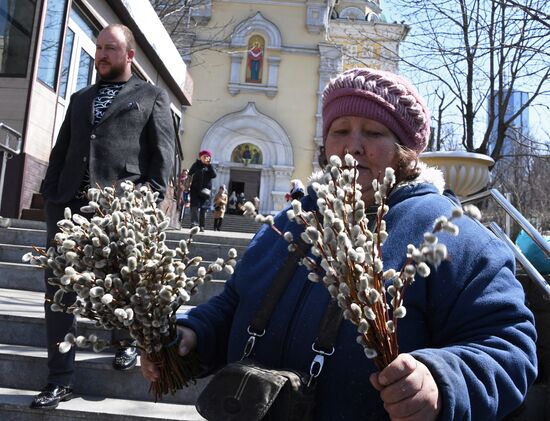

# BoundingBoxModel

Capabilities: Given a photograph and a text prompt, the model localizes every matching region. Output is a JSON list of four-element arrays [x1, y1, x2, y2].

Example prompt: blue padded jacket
[[179, 177, 537, 420]]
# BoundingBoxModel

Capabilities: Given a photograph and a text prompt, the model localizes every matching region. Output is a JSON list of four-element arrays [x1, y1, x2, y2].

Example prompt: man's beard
[[95, 61, 126, 81]]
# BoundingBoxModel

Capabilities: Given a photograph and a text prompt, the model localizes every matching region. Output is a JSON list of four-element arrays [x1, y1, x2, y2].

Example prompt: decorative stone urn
[[419, 151, 495, 197]]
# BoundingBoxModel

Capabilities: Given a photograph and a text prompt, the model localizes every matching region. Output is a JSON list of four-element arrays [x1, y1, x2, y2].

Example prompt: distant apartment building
[[488, 89, 530, 158], [0, 0, 193, 218]]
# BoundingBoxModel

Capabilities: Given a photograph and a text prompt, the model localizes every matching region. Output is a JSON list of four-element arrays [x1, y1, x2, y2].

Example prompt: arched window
[[246, 35, 264, 84], [228, 13, 281, 97]]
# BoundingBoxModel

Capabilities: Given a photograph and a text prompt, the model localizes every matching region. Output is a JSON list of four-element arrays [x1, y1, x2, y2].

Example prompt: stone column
[[266, 56, 281, 96], [228, 53, 244, 95], [315, 43, 343, 170], [213, 163, 231, 192], [271, 165, 294, 213]]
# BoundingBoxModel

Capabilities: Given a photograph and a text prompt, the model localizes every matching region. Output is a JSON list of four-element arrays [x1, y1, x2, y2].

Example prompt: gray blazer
[[42, 75, 175, 204]]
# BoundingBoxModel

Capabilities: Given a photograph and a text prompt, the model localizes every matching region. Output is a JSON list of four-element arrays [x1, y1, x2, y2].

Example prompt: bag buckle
[[308, 354, 324, 387], [242, 326, 265, 359], [307, 344, 335, 387], [311, 343, 335, 357]]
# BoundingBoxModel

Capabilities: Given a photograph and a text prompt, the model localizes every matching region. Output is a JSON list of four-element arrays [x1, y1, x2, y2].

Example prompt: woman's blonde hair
[[394, 144, 421, 183]]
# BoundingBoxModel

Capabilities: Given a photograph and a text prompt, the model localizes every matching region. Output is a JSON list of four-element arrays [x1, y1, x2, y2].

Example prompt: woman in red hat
[[188, 150, 216, 231]]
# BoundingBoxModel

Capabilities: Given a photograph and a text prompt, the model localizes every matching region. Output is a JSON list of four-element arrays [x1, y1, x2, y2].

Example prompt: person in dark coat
[[188, 150, 217, 231], [34, 23, 175, 409]]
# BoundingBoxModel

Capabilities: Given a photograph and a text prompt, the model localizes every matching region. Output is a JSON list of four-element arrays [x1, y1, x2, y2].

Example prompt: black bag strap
[[249, 238, 309, 335], [308, 299, 342, 386], [243, 237, 343, 367], [312, 300, 343, 354]]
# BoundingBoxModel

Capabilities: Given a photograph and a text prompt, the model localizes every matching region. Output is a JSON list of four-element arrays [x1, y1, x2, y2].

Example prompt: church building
[[170, 0, 408, 213]]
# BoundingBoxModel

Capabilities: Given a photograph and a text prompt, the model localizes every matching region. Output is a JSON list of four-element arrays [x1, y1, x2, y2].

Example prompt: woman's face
[[325, 116, 399, 204], [200, 154, 211, 164]]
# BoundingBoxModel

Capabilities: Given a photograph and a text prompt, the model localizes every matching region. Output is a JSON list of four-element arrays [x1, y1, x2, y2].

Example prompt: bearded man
[[32, 23, 175, 409]]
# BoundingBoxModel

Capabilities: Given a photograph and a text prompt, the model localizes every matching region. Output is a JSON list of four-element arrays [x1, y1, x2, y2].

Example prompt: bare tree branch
[[389, 0, 550, 163]]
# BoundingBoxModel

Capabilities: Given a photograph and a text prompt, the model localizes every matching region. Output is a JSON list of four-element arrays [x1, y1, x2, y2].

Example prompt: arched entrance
[[226, 167, 261, 214], [200, 102, 294, 213]]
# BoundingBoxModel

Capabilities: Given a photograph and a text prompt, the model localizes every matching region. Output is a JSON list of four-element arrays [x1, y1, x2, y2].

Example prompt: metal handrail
[[488, 222, 550, 300], [0, 122, 22, 155], [462, 188, 549, 257], [0, 122, 23, 213], [461, 188, 549, 300]]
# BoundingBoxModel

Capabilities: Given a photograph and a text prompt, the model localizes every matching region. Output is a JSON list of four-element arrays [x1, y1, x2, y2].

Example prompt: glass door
[[53, 6, 98, 139]]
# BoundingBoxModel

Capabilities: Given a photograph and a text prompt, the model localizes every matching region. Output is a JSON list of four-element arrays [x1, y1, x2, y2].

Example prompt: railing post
[[504, 192, 512, 238], [0, 148, 9, 211], [0, 122, 23, 216], [462, 189, 549, 257]]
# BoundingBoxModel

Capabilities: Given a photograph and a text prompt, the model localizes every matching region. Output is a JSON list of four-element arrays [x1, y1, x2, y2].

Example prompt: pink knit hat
[[322, 67, 431, 154], [199, 149, 212, 158]]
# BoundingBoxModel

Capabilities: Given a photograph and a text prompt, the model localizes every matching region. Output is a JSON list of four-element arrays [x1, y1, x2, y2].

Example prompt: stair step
[[0, 343, 209, 404], [0, 260, 226, 300], [0, 387, 205, 420], [0, 218, 46, 230], [0, 243, 35, 262], [10, 211, 262, 235], [30, 193, 45, 210], [0, 288, 197, 347], [179, 212, 262, 234], [0, 227, 47, 247], [0, 242, 246, 270], [12, 205, 263, 233], [20, 208, 45, 222], [0, 225, 254, 248], [0, 262, 44, 291], [166, 228, 254, 245]]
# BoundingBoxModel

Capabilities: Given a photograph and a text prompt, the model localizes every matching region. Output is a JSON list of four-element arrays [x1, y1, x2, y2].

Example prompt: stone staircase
[[0, 218, 254, 420], [178, 209, 263, 234], [18, 192, 264, 235], [2, 216, 547, 419]]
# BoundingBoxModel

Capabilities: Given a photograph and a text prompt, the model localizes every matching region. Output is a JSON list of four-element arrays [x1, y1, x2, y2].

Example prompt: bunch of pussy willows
[[24, 181, 237, 400], [244, 154, 469, 370]]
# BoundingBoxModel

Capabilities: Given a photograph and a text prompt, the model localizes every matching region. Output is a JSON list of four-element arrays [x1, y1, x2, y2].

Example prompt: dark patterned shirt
[[93, 81, 126, 124]]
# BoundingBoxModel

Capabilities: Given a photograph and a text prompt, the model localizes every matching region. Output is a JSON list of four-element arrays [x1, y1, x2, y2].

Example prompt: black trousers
[[190, 206, 206, 228], [43, 198, 87, 386], [43, 198, 130, 386]]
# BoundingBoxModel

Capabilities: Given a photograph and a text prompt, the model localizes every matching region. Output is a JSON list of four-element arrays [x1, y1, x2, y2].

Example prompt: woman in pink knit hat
[[141, 68, 537, 421], [188, 149, 216, 231]]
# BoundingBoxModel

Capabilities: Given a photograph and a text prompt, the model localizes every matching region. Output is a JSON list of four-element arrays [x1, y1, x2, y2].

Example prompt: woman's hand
[[140, 326, 198, 382], [370, 353, 441, 421]]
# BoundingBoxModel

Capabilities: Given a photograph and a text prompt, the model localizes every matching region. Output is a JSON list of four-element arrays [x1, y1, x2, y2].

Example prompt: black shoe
[[30, 383, 73, 409], [113, 344, 138, 370]]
